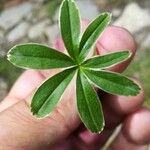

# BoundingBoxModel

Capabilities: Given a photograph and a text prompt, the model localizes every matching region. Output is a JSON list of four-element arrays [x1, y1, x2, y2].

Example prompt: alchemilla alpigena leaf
[[83, 69, 140, 96], [77, 70, 104, 133], [31, 67, 76, 118], [79, 12, 111, 61], [82, 51, 131, 69], [60, 0, 80, 60], [7, 43, 75, 69], [7, 0, 141, 133]]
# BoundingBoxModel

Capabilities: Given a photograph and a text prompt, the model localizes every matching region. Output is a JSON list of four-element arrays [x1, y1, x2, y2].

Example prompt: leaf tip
[[90, 121, 105, 134], [31, 110, 50, 119], [30, 106, 43, 119], [98, 126, 104, 134], [132, 83, 141, 96], [122, 50, 132, 58], [128, 50, 132, 58], [105, 12, 112, 17], [126, 79, 141, 96], [120, 50, 133, 62], [6, 45, 17, 63], [7, 45, 15, 57], [102, 12, 112, 22], [6, 53, 11, 62], [6, 44, 21, 61]]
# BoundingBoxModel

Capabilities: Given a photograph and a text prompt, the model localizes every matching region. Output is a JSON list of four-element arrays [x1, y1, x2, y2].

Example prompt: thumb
[[96, 26, 136, 72], [0, 79, 80, 149]]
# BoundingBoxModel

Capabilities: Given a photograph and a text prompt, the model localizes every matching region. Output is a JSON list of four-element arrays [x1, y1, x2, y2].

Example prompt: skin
[[0, 24, 150, 150]]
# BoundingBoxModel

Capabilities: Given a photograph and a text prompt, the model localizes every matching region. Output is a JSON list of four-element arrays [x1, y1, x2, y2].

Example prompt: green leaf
[[82, 51, 131, 69], [83, 69, 141, 96], [7, 43, 75, 69], [31, 67, 76, 118], [79, 12, 111, 61], [60, 0, 80, 59], [76, 70, 104, 133]]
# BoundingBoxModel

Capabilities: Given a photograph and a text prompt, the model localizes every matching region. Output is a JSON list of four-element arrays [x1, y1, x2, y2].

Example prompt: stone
[[31, 0, 45, 3], [143, 34, 150, 48], [45, 23, 59, 45], [7, 22, 30, 43], [0, 2, 33, 30], [0, 30, 7, 57], [94, 0, 108, 8], [114, 3, 150, 33], [134, 28, 150, 48], [53, 8, 59, 22], [112, 8, 122, 18], [0, 30, 4, 46], [0, 78, 8, 100], [53, 0, 99, 21], [76, 0, 99, 20], [28, 20, 49, 40]]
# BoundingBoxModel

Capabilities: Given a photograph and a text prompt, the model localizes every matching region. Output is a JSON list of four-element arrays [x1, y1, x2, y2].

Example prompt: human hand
[[0, 24, 149, 150]]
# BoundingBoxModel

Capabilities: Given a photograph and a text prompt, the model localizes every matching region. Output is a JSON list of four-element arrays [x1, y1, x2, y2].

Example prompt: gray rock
[[0, 78, 8, 100], [112, 8, 122, 18], [0, 51, 6, 58], [31, 0, 45, 4], [0, 30, 7, 57], [134, 28, 150, 48], [45, 23, 59, 45], [143, 34, 150, 48], [114, 3, 150, 33], [53, 8, 59, 22], [7, 22, 30, 43], [76, 0, 99, 20], [25, 10, 35, 22], [0, 2, 33, 30], [0, 30, 4, 46], [28, 20, 49, 40], [0, 30, 3, 39], [53, 0, 99, 21]]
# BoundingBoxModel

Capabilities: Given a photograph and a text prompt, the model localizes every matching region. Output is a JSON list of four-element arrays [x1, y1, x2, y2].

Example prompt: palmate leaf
[[6, 0, 141, 134], [79, 13, 111, 61], [82, 51, 131, 69], [7, 43, 75, 69], [60, 0, 80, 59], [77, 70, 104, 133], [83, 69, 141, 96], [31, 67, 76, 118]]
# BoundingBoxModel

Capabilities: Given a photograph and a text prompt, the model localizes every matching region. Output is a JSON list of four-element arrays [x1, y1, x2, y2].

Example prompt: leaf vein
[[81, 74, 99, 131]]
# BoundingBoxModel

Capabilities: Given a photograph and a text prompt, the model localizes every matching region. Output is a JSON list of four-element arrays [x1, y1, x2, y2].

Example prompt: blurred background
[[0, 0, 150, 109]]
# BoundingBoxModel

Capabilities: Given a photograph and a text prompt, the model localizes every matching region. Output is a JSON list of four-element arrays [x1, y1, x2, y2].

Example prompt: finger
[[97, 26, 136, 55], [96, 26, 136, 72], [102, 79, 144, 117], [109, 132, 148, 150], [78, 81, 144, 148], [98, 82, 144, 146], [0, 80, 80, 149], [109, 108, 150, 150], [0, 70, 44, 112], [0, 69, 58, 112], [122, 107, 150, 145], [0, 70, 43, 111]]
